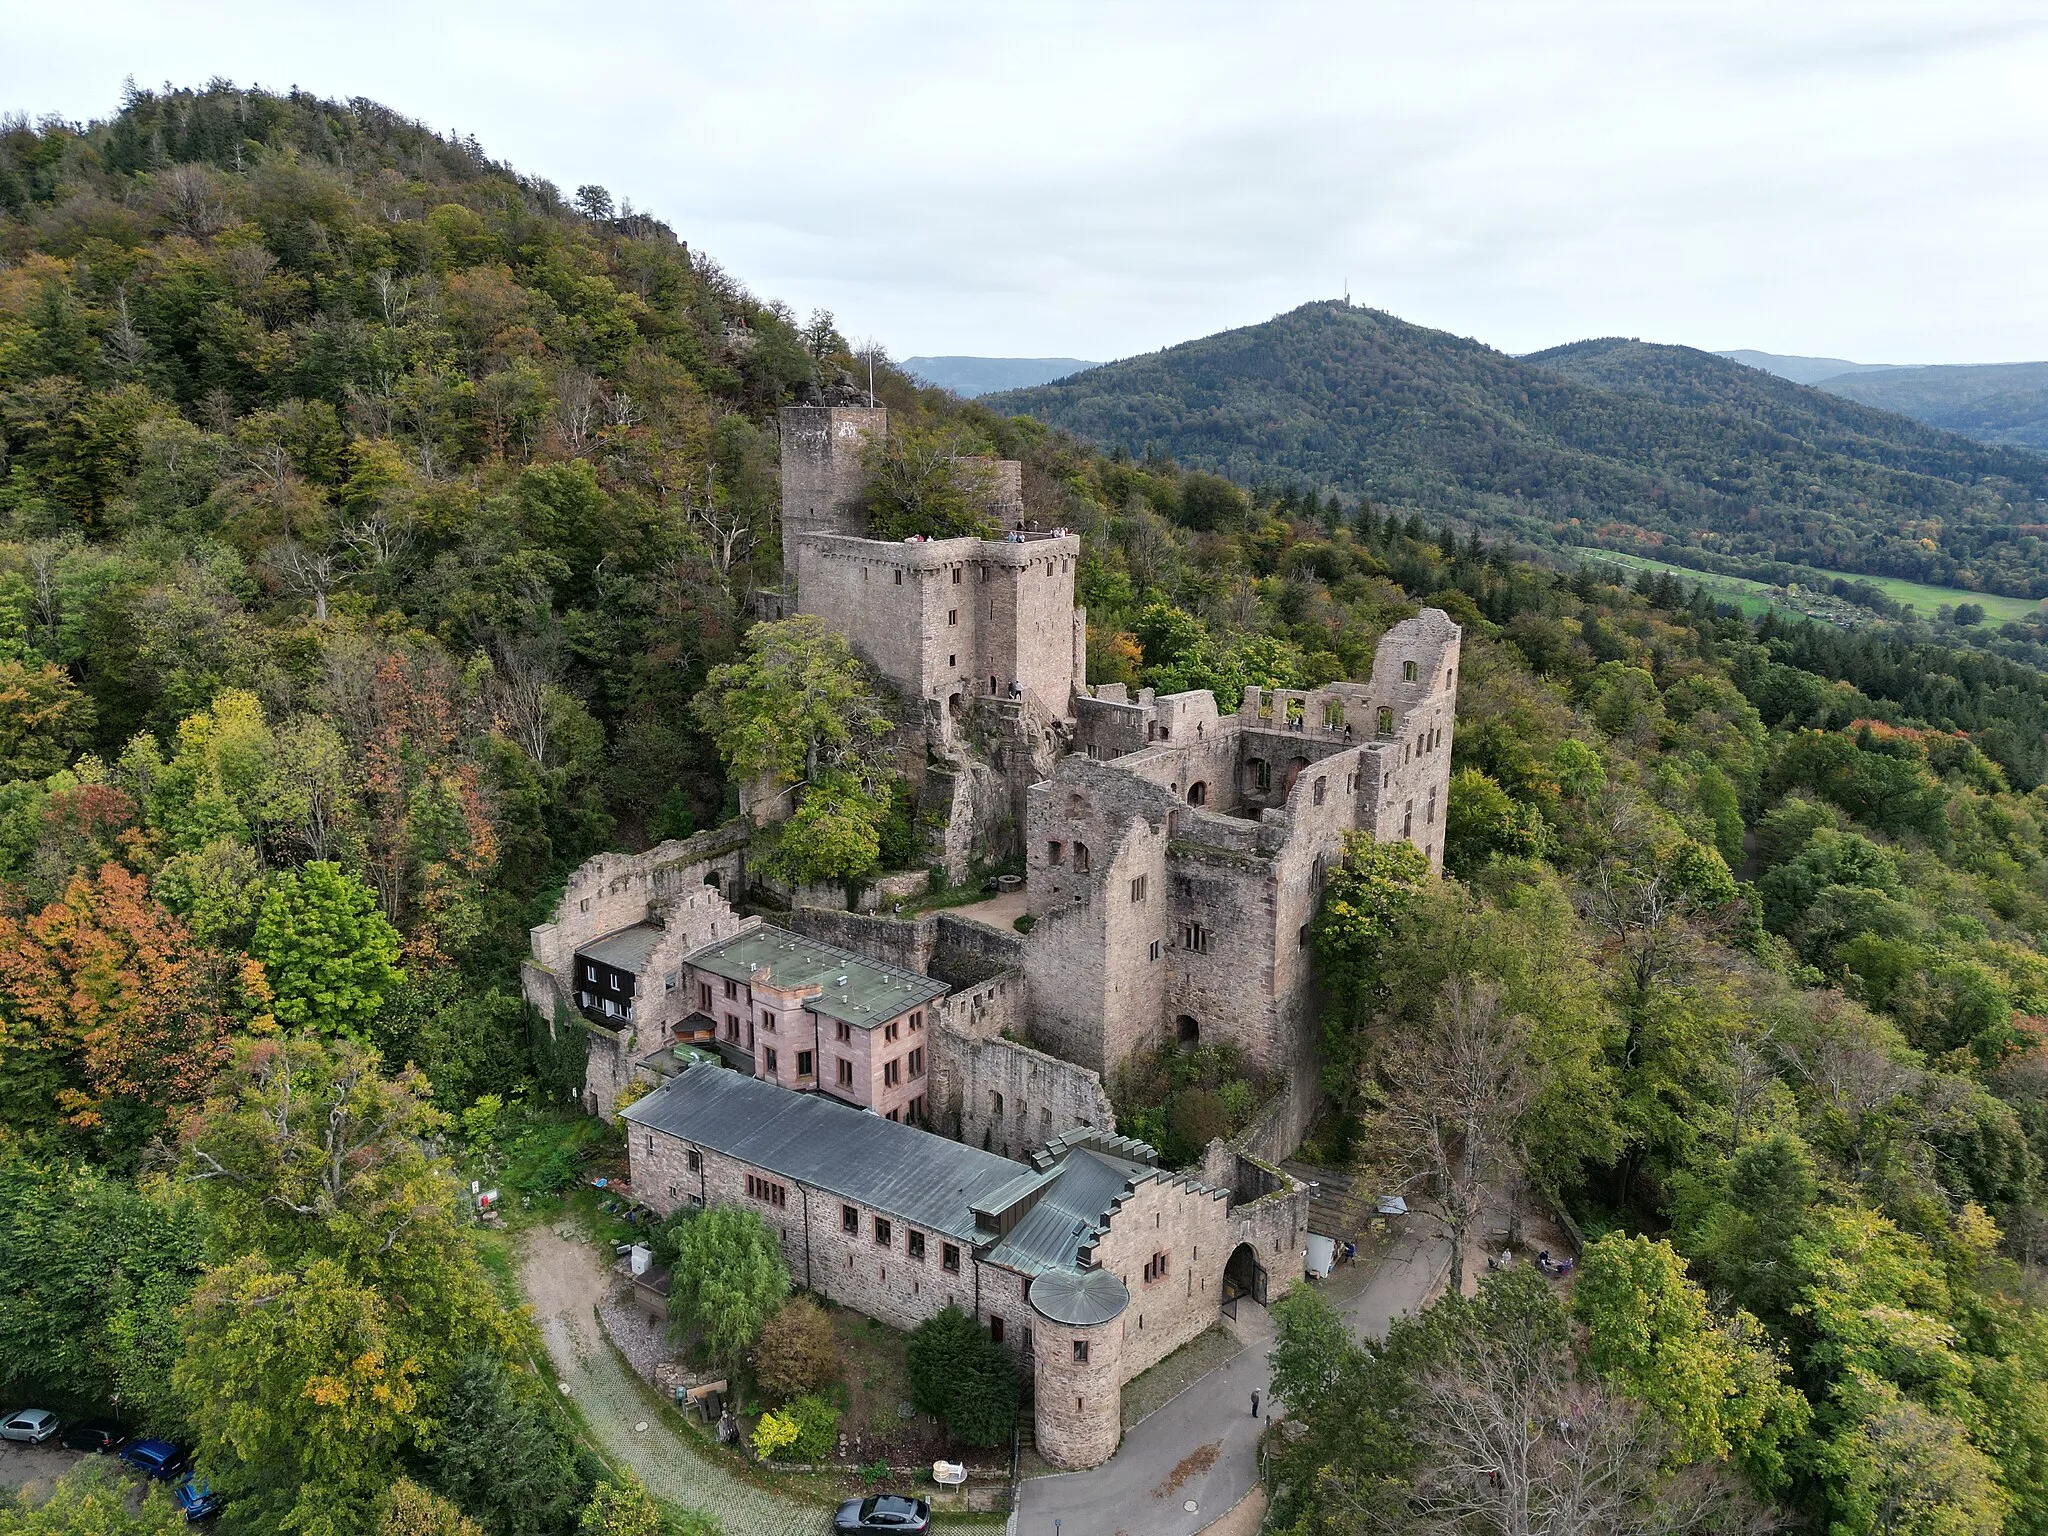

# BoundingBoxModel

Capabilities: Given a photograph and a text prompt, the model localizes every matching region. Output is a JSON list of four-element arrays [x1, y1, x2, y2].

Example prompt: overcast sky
[[7, 1, 2047, 366]]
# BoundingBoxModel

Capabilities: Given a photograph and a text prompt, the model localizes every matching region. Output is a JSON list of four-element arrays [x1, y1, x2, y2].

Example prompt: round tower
[[1028, 1266, 1128, 1470]]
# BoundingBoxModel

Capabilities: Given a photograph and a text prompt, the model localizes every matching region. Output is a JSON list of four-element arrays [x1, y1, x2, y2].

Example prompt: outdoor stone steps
[[1281, 1160, 1383, 1241]]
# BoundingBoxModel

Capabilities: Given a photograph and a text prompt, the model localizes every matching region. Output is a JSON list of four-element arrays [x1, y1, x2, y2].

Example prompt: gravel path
[[518, 1225, 823, 1536]]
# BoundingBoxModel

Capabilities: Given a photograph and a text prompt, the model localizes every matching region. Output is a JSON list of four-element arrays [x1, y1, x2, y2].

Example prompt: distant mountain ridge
[[1720, 350, 2048, 452], [1716, 349, 1904, 385], [989, 303, 2048, 595], [903, 356, 1101, 397]]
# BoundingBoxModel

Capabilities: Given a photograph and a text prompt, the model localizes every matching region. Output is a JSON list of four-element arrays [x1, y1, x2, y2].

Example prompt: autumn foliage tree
[[0, 861, 234, 1158]]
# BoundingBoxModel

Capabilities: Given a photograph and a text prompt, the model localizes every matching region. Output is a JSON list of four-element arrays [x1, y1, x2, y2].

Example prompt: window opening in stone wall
[[1072, 1340, 1089, 1363], [1427, 787, 1438, 824], [884, 1059, 901, 1087], [894, 570, 902, 584], [1313, 776, 1326, 805], [746, 1175, 786, 1207], [908, 1047, 924, 1077], [948, 693, 962, 718], [1377, 707, 1394, 735], [1149, 939, 1160, 961], [1181, 924, 1210, 954], [837, 1058, 853, 1086], [1186, 780, 1207, 806], [1403, 659, 1417, 681], [796, 1050, 813, 1077], [1074, 843, 1091, 873], [885, 1021, 899, 1042], [952, 566, 961, 583], [948, 609, 957, 626], [687, 1149, 701, 1171], [943, 1243, 960, 1272], [990, 1316, 1005, 1343], [1324, 701, 1344, 731], [1403, 801, 1413, 837], [723, 978, 737, 999], [842, 1204, 859, 1235], [1285, 757, 1309, 793], [874, 1218, 892, 1247], [763, 1047, 777, 1074], [1130, 875, 1146, 903], [909, 1230, 925, 1260], [990, 1090, 1004, 1116], [1048, 840, 1063, 865], [761, 1012, 775, 1033], [836, 1021, 851, 1043], [698, 982, 713, 1012], [1177, 1014, 1200, 1046]]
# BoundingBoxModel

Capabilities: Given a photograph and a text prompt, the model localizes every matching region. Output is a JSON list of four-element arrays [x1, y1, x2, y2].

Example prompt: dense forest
[[1815, 361, 2048, 456], [990, 302, 2048, 597], [2, 81, 2048, 1536]]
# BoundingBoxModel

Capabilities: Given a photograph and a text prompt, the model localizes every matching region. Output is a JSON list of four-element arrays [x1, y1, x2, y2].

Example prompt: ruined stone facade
[[522, 827, 754, 1119], [1023, 609, 1462, 1144]]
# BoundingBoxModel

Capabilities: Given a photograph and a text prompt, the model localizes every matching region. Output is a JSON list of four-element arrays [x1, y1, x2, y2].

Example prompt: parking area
[[0, 1441, 85, 1494]]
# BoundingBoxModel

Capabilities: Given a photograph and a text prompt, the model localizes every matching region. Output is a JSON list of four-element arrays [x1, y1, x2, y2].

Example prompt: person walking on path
[[1250, 1391, 1260, 1417]]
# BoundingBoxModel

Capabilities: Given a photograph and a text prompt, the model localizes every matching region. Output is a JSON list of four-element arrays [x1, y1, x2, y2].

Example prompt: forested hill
[[991, 301, 2048, 596]]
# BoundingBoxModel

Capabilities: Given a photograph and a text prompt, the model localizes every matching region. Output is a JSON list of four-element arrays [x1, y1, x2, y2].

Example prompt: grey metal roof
[[686, 925, 948, 1030], [1030, 1266, 1129, 1326], [579, 923, 665, 974], [984, 1148, 1151, 1277], [623, 1064, 1024, 1242]]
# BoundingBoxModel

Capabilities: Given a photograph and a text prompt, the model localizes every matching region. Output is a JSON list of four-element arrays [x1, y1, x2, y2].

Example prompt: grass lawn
[[1572, 547, 2044, 626]]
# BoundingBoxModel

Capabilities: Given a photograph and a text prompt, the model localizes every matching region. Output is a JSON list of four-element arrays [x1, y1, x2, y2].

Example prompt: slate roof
[[579, 923, 665, 973], [985, 1147, 1152, 1277], [685, 925, 948, 1030], [1030, 1265, 1130, 1325], [623, 1064, 1023, 1243]]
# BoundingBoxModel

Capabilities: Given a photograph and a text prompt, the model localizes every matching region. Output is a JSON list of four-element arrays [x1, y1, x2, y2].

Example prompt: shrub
[[906, 1305, 1019, 1446], [784, 1394, 839, 1462], [751, 1409, 798, 1460], [753, 1296, 839, 1403]]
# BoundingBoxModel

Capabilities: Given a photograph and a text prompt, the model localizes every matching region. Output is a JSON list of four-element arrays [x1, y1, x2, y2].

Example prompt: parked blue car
[[174, 1475, 222, 1523], [117, 1439, 189, 1480]]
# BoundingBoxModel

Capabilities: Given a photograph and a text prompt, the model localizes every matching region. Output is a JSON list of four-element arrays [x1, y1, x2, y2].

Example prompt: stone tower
[[779, 405, 887, 589]]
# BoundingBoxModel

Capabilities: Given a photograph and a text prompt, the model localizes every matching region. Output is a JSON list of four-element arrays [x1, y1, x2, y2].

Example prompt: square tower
[[779, 405, 887, 588]]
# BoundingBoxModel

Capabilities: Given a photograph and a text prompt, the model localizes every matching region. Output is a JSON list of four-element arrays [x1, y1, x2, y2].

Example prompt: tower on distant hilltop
[[779, 405, 887, 589]]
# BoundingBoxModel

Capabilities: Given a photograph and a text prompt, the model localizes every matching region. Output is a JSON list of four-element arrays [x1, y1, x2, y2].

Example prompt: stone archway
[[1224, 1241, 1266, 1305], [1186, 780, 1207, 807], [1283, 756, 1311, 793], [1176, 1014, 1200, 1047]]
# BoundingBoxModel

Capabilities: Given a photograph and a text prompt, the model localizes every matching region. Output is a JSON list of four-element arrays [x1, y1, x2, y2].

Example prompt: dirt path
[[518, 1225, 823, 1536]]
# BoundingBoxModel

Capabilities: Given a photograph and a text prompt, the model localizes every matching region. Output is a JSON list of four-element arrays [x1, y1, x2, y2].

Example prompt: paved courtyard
[[1015, 1221, 1451, 1536]]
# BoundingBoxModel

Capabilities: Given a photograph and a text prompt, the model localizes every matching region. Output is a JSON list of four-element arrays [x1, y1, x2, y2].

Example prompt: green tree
[[429, 1354, 590, 1536], [250, 861, 405, 1035], [1441, 766, 1544, 875], [667, 1206, 789, 1368], [574, 1475, 662, 1536], [905, 1305, 1018, 1446], [379, 1481, 483, 1536], [1573, 1232, 1809, 1491], [859, 424, 999, 541], [0, 660, 95, 780], [0, 1462, 186, 1536], [173, 1254, 422, 1536], [1309, 833, 1431, 1117]]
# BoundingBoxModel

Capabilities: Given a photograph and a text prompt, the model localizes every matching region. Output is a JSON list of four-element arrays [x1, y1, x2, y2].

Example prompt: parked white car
[[1, 1409, 59, 1445]]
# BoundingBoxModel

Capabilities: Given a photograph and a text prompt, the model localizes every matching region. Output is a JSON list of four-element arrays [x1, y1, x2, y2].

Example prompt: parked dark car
[[118, 1439, 189, 1480], [834, 1494, 931, 1533], [0, 1408, 59, 1445], [58, 1418, 130, 1453], [174, 1475, 222, 1523]]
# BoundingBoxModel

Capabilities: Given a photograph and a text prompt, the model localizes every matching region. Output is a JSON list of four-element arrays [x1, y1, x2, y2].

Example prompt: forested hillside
[[1816, 361, 2048, 455], [991, 302, 2048, 597], [4, 81, 2048, 1536]]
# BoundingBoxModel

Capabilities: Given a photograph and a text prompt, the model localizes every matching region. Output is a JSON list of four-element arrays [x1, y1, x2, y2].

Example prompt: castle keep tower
[[778, 405, 887, 589]]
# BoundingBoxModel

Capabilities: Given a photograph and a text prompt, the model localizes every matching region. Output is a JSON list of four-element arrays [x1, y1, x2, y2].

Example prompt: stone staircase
[[1281, 1159, 1385, 1241]]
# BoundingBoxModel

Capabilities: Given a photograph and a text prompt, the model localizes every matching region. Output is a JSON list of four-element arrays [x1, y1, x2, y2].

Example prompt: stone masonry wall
[[953, 1030, 1114, 1159], [1083, 1171, 1233, 1383], [778, 405, 885, 588], [1029, 1308, 1123, 1471]]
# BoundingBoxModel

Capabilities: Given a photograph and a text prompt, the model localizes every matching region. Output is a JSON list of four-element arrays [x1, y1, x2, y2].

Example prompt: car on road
[[0, 1409, 59, 1445], [118, 1439, 190, 1480], [833, 1494, 931, 1533], [58, 1418, 130, 1454], [174, 1475, 222, 1523]]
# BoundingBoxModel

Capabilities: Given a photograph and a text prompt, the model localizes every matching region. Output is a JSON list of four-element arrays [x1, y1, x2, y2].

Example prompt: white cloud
[[5, 0, 2045, 363]]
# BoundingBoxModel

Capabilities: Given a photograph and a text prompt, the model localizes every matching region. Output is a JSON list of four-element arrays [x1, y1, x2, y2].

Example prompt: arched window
[[1186, 781, 1207, 807]]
